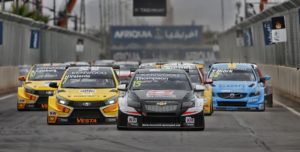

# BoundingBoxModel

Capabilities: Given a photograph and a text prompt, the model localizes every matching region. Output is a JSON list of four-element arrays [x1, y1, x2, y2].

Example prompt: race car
[[207, 63, 271, 111], [114, 61, 139, 84], [47, 66, 120, 125], [17, 64, 67, 111], [162, 63, 214, 115], [117, 69, 205, 130], [139, 62, 167, 69]]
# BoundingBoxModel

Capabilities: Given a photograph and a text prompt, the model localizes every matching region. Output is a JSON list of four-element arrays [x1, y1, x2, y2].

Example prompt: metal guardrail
[[219, 0, 300, 68], [0, 11, 102, 66]]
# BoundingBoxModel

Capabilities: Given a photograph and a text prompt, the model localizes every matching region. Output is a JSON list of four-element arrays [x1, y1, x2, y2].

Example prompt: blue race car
[[207, 63, 271, 111]]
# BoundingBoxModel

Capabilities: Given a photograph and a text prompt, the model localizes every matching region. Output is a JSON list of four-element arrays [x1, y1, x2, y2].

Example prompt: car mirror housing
[[18, 76, 26, 81], [204, 79, 213, 84], [117, 84, 128, 91], [49, 82, 59, 88], [194, 85, 205, 92], [264, 75, 271, 81]]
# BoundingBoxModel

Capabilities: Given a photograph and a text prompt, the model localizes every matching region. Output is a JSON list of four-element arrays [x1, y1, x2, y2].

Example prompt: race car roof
[[34, 63, 68, 67], [135, 69, 188, 74], [67, 66, 113, 72], [163, 63, 197, 70], [211, 63, 254, 69]]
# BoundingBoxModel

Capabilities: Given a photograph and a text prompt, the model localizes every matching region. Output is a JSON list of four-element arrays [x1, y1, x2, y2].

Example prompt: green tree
[[11, 3, 49, 24]]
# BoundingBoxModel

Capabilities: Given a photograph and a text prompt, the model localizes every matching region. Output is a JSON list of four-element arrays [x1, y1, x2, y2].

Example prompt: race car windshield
[[188, 70, 202, 84], [208, 69, 256, 81], [61, 70, 116, 88], [28, 67, 65, 81], [189, 74, 201, 84], [131, 73, 192, 90]]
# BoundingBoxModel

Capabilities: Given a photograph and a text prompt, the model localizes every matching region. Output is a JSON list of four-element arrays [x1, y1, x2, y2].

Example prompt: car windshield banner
[[110, 26, 202, 45]]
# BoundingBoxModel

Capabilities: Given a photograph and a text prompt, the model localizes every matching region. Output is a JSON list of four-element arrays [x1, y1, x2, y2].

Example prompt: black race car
[[117, 69, 205, 130]]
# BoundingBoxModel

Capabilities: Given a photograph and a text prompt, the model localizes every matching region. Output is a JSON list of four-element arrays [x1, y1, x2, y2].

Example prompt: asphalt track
[[0, 93, 299, 152]]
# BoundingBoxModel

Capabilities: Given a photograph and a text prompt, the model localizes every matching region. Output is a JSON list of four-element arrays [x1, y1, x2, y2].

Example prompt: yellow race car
[[17, 64, 67, 111], [47, 66, 120, 125]]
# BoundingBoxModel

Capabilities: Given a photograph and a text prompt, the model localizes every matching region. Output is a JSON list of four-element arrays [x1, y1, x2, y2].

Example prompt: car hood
[[57, 88, 119, 101], [25, 81, 59, 91], [213, 81, 256, 92], [129, 90, 191, 101]]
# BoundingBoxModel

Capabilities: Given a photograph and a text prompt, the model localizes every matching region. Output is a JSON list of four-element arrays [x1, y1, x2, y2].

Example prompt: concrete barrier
[[259, 64, 300, 102], [0, 66, 18, 94]]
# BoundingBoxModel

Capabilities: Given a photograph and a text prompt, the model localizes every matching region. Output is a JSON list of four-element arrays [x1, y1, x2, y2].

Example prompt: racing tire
[[47, 117, 56, 125], [206, 104, 214, 116], [192, 111, 205, 131], [117, 110, 128, 130], [258, 102, 266, 112], [265, 94, 273, 107]]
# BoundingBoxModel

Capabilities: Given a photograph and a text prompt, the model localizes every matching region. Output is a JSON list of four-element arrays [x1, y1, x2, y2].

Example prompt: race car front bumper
[[17, 95, 49, 111], [213, 96, 265, 111], [117, 111, 205, 130], [48, 101, 118, 125]]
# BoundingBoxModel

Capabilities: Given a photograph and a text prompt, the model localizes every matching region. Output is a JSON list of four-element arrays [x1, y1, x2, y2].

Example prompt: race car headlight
[[127, 97, 141, 108], [119, 97, 141, 116], [182, 99, 203, 116], [182, 100, 195, 108], [25, 87, 36, 94], [57, 97, 70, 106], [105, 97, 118, 105], [250, 91, 260, 97]]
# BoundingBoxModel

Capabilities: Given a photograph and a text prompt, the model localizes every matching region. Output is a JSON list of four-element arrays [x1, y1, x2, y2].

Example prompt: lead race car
[[47, 66, 120, 125], [117, 69, 205, 130]]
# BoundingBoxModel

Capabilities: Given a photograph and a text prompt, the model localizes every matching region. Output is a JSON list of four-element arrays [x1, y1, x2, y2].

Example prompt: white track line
[[274, 100, 300, 117], [0, 93, 16, 101]]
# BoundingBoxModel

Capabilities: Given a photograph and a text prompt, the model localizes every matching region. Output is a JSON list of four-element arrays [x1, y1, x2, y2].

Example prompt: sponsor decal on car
[[80, 89, 96, 94], [127, 116, 138, 126], [146, 90, 175, 98], [76, 118, 97, 124], [142, 124, 181, 127]]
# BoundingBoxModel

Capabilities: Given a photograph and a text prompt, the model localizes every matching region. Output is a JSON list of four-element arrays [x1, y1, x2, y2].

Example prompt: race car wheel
[[206, 104, 214, 116], [191, 111, 205, 131], [117, 110, 128, 130]]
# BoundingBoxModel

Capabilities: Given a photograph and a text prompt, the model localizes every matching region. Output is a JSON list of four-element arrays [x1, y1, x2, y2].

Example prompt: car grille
[[69, 109, 104, 120], [36, 97, 48, 104], [145, 105, 178, 113], [143, 117, 179, 124], [217, 101, 247, 107], [217, 93, 247, 99], [68, 101, 106, 109], [34, 90, 53, 97]]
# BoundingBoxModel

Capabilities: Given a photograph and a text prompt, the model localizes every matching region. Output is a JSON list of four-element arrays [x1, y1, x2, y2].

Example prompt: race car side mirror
[[112, 65, 120, 70], [18, 76, 26, 81], [130, 68, 137, 73], [194, 85, 205, 92], [117, 84, 127, 91], [49, 82, 58, 88], [204, 79, 213, 84], [264, 75, 271, 81]]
